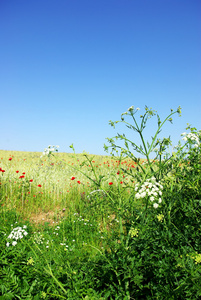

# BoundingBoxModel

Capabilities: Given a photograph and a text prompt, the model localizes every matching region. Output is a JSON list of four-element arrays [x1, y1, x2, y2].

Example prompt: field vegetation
[[0, 106, 201, 299]]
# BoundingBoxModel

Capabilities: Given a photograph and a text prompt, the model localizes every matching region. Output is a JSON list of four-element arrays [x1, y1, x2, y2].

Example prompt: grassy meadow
[[0, 107, 201, 299]]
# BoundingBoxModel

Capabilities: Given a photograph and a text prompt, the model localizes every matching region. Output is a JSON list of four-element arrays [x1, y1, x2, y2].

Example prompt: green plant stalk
[[147, 110, 178, 157], [44, 265, 68, 295], [32, 242, 68, 294]]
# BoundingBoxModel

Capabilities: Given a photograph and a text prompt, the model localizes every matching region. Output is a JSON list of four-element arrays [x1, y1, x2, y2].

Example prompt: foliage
[[0, 106, 201, 299]]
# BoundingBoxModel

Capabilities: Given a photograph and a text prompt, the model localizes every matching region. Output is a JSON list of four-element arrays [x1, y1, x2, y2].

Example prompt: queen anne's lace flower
[[181, 132, 200, 147], [6, 226, 28, 247], [41, 145, 59, 157], [135, 177, 163, 208]]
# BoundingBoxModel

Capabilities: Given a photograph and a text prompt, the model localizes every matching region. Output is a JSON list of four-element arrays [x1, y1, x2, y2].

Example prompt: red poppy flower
[[71, 176, 75, 180], [77, 181, 81, 184], [9, 157, 12, 161], [19, 175, 25, 179], [109, 182, 113, 185], [30, 179, 33, 182], [22, 172, 25, 175], [117, 171, 120, 175], [33, 195, 36, 197], [38, 184, 42, 187], [120, 181, 123, 184], [16, 170, 19, 173]]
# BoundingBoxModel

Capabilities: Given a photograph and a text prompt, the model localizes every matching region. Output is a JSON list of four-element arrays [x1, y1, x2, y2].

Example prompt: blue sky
[[1, 0, 200, 156]]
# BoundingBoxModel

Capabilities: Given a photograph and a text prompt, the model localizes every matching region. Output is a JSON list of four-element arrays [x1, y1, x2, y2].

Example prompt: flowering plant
[[41, 145, 59, 157], [135, 176, 163, 209], [105, 105, 182, 181], [6, 225, 28, 247]]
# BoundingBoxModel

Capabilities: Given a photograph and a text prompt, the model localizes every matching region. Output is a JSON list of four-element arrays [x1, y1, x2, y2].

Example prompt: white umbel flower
[[135, 177, 163, 208]]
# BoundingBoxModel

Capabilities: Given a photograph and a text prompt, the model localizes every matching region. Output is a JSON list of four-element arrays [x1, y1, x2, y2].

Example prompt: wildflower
[[16, 170, 19, 173], [22, 172, 25, 174], [6, 242, 9, 247], [181, 132, 200, 146], [194, 253, 201, 264], [109, 182, 113, 185], [135, 192, 140, 199], [19, 175, 25, 179], [9, 157, 12, 161], [42, 145, 59, 156], [157, 214, 164, 222], [153, 203, 159, 209], [129, 227, 139, 237], [27, 257, 34, 265], [71, 176, 75, 180], [77, 181, 81, 184], [38, 184, 42, 187], [30, 179, 33, 182], [128, 106, 134, 112], [33, 232, 44, 244], [135, 177, 163, 208]]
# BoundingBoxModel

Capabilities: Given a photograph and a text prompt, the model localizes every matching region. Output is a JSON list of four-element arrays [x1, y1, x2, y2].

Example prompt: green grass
[[0, 148, 201, 299]]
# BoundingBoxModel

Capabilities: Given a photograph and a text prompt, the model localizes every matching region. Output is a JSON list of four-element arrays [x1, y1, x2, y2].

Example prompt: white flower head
[[141, 191, 146, 198], [128, 106, 134, 112], [135, 193, 141, 199], [7, 225, 28, 247], [153, 203, 159, 209]]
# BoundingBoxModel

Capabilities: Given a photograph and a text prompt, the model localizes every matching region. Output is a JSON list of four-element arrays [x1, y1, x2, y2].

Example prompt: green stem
[[147, 111, 177, 156]]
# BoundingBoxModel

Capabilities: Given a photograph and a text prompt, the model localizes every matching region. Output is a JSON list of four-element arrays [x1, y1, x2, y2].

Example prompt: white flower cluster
[[42, 145, 59, 156], [6, 225, 28, 247], [121, 106, 140, 120], [33, 232, 44, 244], [135, 177, 163, 209], [181, 132, 200, 148], [127, 106, 140, 112]]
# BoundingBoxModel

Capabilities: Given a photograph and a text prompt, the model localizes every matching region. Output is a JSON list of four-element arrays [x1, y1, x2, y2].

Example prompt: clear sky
[[1, 0, 200, 156]]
